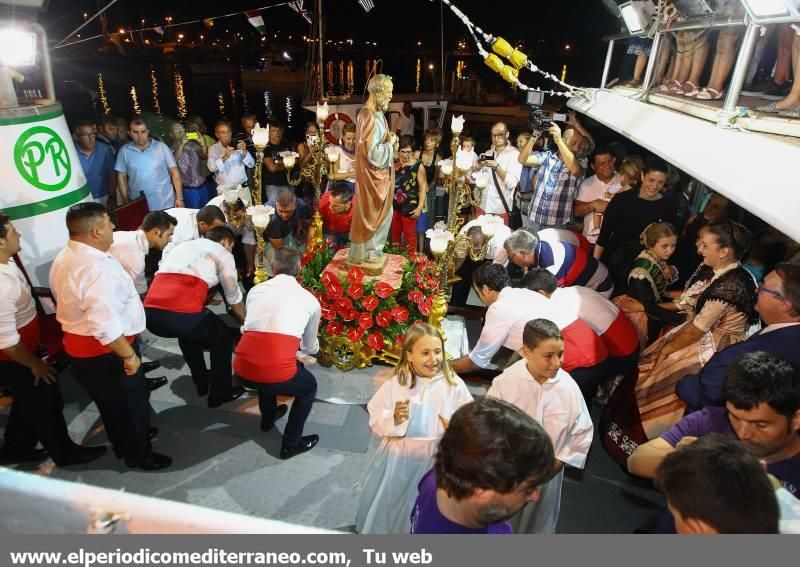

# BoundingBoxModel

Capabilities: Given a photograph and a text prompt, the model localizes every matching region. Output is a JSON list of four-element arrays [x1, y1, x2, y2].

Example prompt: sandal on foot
[[755, 102, 780, 113], [680, 81, 701, 96], [695, 87, 723, 100], [658, 80, 680, 92]]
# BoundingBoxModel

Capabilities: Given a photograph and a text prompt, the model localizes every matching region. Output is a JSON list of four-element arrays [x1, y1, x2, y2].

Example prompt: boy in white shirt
[[487, 318, 593, 533]]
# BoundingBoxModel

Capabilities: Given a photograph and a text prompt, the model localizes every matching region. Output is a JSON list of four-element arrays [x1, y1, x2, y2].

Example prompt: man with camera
[[518, 114, 587, 232], [208, 120, 255, 195], [475, 122, 523, 226]]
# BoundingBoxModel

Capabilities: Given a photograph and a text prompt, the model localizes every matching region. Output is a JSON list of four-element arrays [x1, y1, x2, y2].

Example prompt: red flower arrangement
[[298, 243, 442, 352]]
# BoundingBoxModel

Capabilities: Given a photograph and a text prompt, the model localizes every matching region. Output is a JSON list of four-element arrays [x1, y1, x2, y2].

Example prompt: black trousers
[[145, 307, 234, 405], [0, 360, 80, 463], [237, 363, 317, 449], [68, 350, 151, 463]]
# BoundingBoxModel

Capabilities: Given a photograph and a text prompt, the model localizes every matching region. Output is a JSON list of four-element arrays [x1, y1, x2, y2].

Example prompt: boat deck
[[0, 317, 664, 533]]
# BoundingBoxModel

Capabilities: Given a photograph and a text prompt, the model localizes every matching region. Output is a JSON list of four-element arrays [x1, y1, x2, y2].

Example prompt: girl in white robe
[[356, 323, 473, 534], [487, 318, 594, 534]]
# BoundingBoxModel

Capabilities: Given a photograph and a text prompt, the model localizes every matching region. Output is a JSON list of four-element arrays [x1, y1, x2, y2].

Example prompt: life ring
[[324, 112, 353, 145]]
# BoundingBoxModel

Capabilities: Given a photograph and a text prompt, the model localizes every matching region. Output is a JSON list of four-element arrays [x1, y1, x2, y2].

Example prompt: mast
[[318, 0, 325, 99]]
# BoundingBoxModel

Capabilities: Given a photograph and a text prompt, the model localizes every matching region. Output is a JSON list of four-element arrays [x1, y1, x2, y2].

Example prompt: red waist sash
[[602, 310, 640, 357], [234, 331, 301, 383], [144, 273, 209, 314], [63, 332, 136, 359]]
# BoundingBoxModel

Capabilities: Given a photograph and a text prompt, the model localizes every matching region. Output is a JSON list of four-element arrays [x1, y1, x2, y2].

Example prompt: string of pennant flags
[[55, 1, 311, 50]]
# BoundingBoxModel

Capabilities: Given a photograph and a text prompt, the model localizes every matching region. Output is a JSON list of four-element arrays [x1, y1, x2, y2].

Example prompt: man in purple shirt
[[628, 351, 800, 498], [410, 398, 555, 534]]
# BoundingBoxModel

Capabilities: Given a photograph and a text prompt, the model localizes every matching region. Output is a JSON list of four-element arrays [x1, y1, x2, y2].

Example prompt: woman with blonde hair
[[356, 323, 473, 534], [614, 222, 684, 348]]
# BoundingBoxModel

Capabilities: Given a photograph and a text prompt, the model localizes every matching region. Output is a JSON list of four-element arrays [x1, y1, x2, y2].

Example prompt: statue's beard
[[377, 96, 390, 112]]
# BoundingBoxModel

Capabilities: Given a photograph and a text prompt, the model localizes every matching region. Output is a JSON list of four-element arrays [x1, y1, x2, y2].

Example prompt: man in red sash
[[233, 248, 321, 459], [144, 226, 246, 408], [50, 203, 170, 471], [0, 214, 106, 467]]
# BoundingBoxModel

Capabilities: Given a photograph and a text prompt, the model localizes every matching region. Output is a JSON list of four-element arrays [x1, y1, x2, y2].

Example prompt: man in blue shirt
[[73, 120, 117, 207], [115, 118, 183, 211]]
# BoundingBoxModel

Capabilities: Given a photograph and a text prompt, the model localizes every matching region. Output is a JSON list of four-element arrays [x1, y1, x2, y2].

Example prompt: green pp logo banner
[[13, 125, 72, 191]]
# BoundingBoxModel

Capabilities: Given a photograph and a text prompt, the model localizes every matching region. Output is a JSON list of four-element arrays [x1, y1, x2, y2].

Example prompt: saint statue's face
[[376, 81, 393, 112]]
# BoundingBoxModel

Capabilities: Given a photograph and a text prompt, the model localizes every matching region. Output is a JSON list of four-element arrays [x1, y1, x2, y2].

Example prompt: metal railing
[[599, 14, 762, 128]]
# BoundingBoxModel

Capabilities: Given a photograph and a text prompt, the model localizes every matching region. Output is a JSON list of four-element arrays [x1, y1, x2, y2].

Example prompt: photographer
[[208, 120, 255, 199], [518, 114, 587, 232], [475, 122, 523, 226]]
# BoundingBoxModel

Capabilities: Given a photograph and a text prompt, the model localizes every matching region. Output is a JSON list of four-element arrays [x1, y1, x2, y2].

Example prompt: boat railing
[[598, 13, 768, 128]]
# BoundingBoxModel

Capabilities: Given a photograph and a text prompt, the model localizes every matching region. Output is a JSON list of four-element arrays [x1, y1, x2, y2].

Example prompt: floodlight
[[0, 28, 36, 66], [741, 0, 800, 24], [619, 1, 654, 34]]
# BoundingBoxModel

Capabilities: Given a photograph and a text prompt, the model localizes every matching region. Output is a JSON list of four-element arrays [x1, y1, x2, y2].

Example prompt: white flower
[[450, 114, 465, 134]]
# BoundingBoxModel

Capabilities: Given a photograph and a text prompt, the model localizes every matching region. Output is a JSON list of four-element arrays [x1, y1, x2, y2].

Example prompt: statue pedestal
[[325, 249, 404, 286]]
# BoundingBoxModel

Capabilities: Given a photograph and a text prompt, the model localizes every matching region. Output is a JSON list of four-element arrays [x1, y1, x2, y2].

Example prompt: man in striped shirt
[[504, 228, 614, 298]]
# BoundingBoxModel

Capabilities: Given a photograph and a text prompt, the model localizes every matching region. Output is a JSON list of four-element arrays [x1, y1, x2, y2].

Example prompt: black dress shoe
[[0, 448, 48, 465], [125, 452, 172, 471], [146, 376, 168, 392], [148, 427, 159, 440], [208, 386, 245, 408], [196, 383, 209, 397], [54, 445, 107, 467], [280, 434, 319, 460], [261, 404, 289, 432], [142, 361, 161, 373]]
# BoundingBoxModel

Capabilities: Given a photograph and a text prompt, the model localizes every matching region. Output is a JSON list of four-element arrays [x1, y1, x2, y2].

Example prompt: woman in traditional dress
[[614, 222, 684, 348], [355, 324, 472, 534], [603, 221, 758, 465]]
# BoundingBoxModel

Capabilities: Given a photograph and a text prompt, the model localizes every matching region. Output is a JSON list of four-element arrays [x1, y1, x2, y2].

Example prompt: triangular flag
[[245, 10, 266, 35], [153, 26, 164, 35], [203, 18, 214, 29]]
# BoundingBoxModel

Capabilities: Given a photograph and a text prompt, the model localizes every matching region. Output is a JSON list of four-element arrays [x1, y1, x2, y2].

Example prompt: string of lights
[[150, 68, 162, 116], [175, 70, 187, 119], [97, 73, 111, 115], [130, 86, 141, 115]]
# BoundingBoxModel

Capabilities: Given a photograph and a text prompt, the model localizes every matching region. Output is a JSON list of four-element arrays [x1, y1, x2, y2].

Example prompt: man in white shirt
[[327, 122, 357, 192], [207, 120, 255, 189], [144, 226, 246, 408], [450, 219, 513, 307], [160, 204, 227, 260], [476, 122, 522, 225], [110, 211, 177, 296], [50, 203, 171, 471], [573, 147, 623, 244], [0, 213, 106, 467], [233, 248, 321, 460]]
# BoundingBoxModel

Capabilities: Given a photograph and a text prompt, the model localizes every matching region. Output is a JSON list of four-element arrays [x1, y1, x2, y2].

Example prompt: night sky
[[38, 0, 623, 87]]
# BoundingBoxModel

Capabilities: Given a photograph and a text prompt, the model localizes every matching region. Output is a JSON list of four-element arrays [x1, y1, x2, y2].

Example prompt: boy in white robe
[[487, 318, 593, 533]]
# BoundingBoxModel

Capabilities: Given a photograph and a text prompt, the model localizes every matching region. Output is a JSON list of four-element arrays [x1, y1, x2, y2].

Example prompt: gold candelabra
[[426, 127, 495, 333], [247, 123, 272, 285], [284, 106, 335, 251]]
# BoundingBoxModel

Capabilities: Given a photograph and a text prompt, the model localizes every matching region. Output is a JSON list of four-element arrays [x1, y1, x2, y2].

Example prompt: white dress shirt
[[156, 238, 243, 306], [0, 259, 37, 350], [478, 144, 523, 215], [160, 207, 199, 260], [469, 287, 562, 369], [550, 286, 620, 336], [108, 229, 149, 294], [50, 241, 145, 344], [488, 361, 593, 469], [242, 274, 321, 355], [207, 142, 255, 187]]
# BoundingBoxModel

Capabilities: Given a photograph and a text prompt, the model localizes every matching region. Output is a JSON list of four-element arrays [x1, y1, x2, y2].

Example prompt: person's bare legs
[[674, 32, 693, 85], [773, 24, 794, 86], [656, 37, 673, 83], [681, 33, 710, 93], [704, 28, 742, 94], [631, 54, 648, 84], [776, 33, 800, 110]]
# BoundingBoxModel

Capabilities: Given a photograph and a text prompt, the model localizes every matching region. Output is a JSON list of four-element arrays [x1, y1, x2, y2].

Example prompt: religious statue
[[348, 74, 398, 272]]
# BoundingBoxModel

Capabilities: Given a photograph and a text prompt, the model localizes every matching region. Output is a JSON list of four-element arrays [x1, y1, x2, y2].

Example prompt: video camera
[[526, 90, 567, 133]]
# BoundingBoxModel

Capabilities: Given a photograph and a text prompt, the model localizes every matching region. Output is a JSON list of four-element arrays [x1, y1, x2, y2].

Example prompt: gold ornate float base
[[321, 335, 401, 371]]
